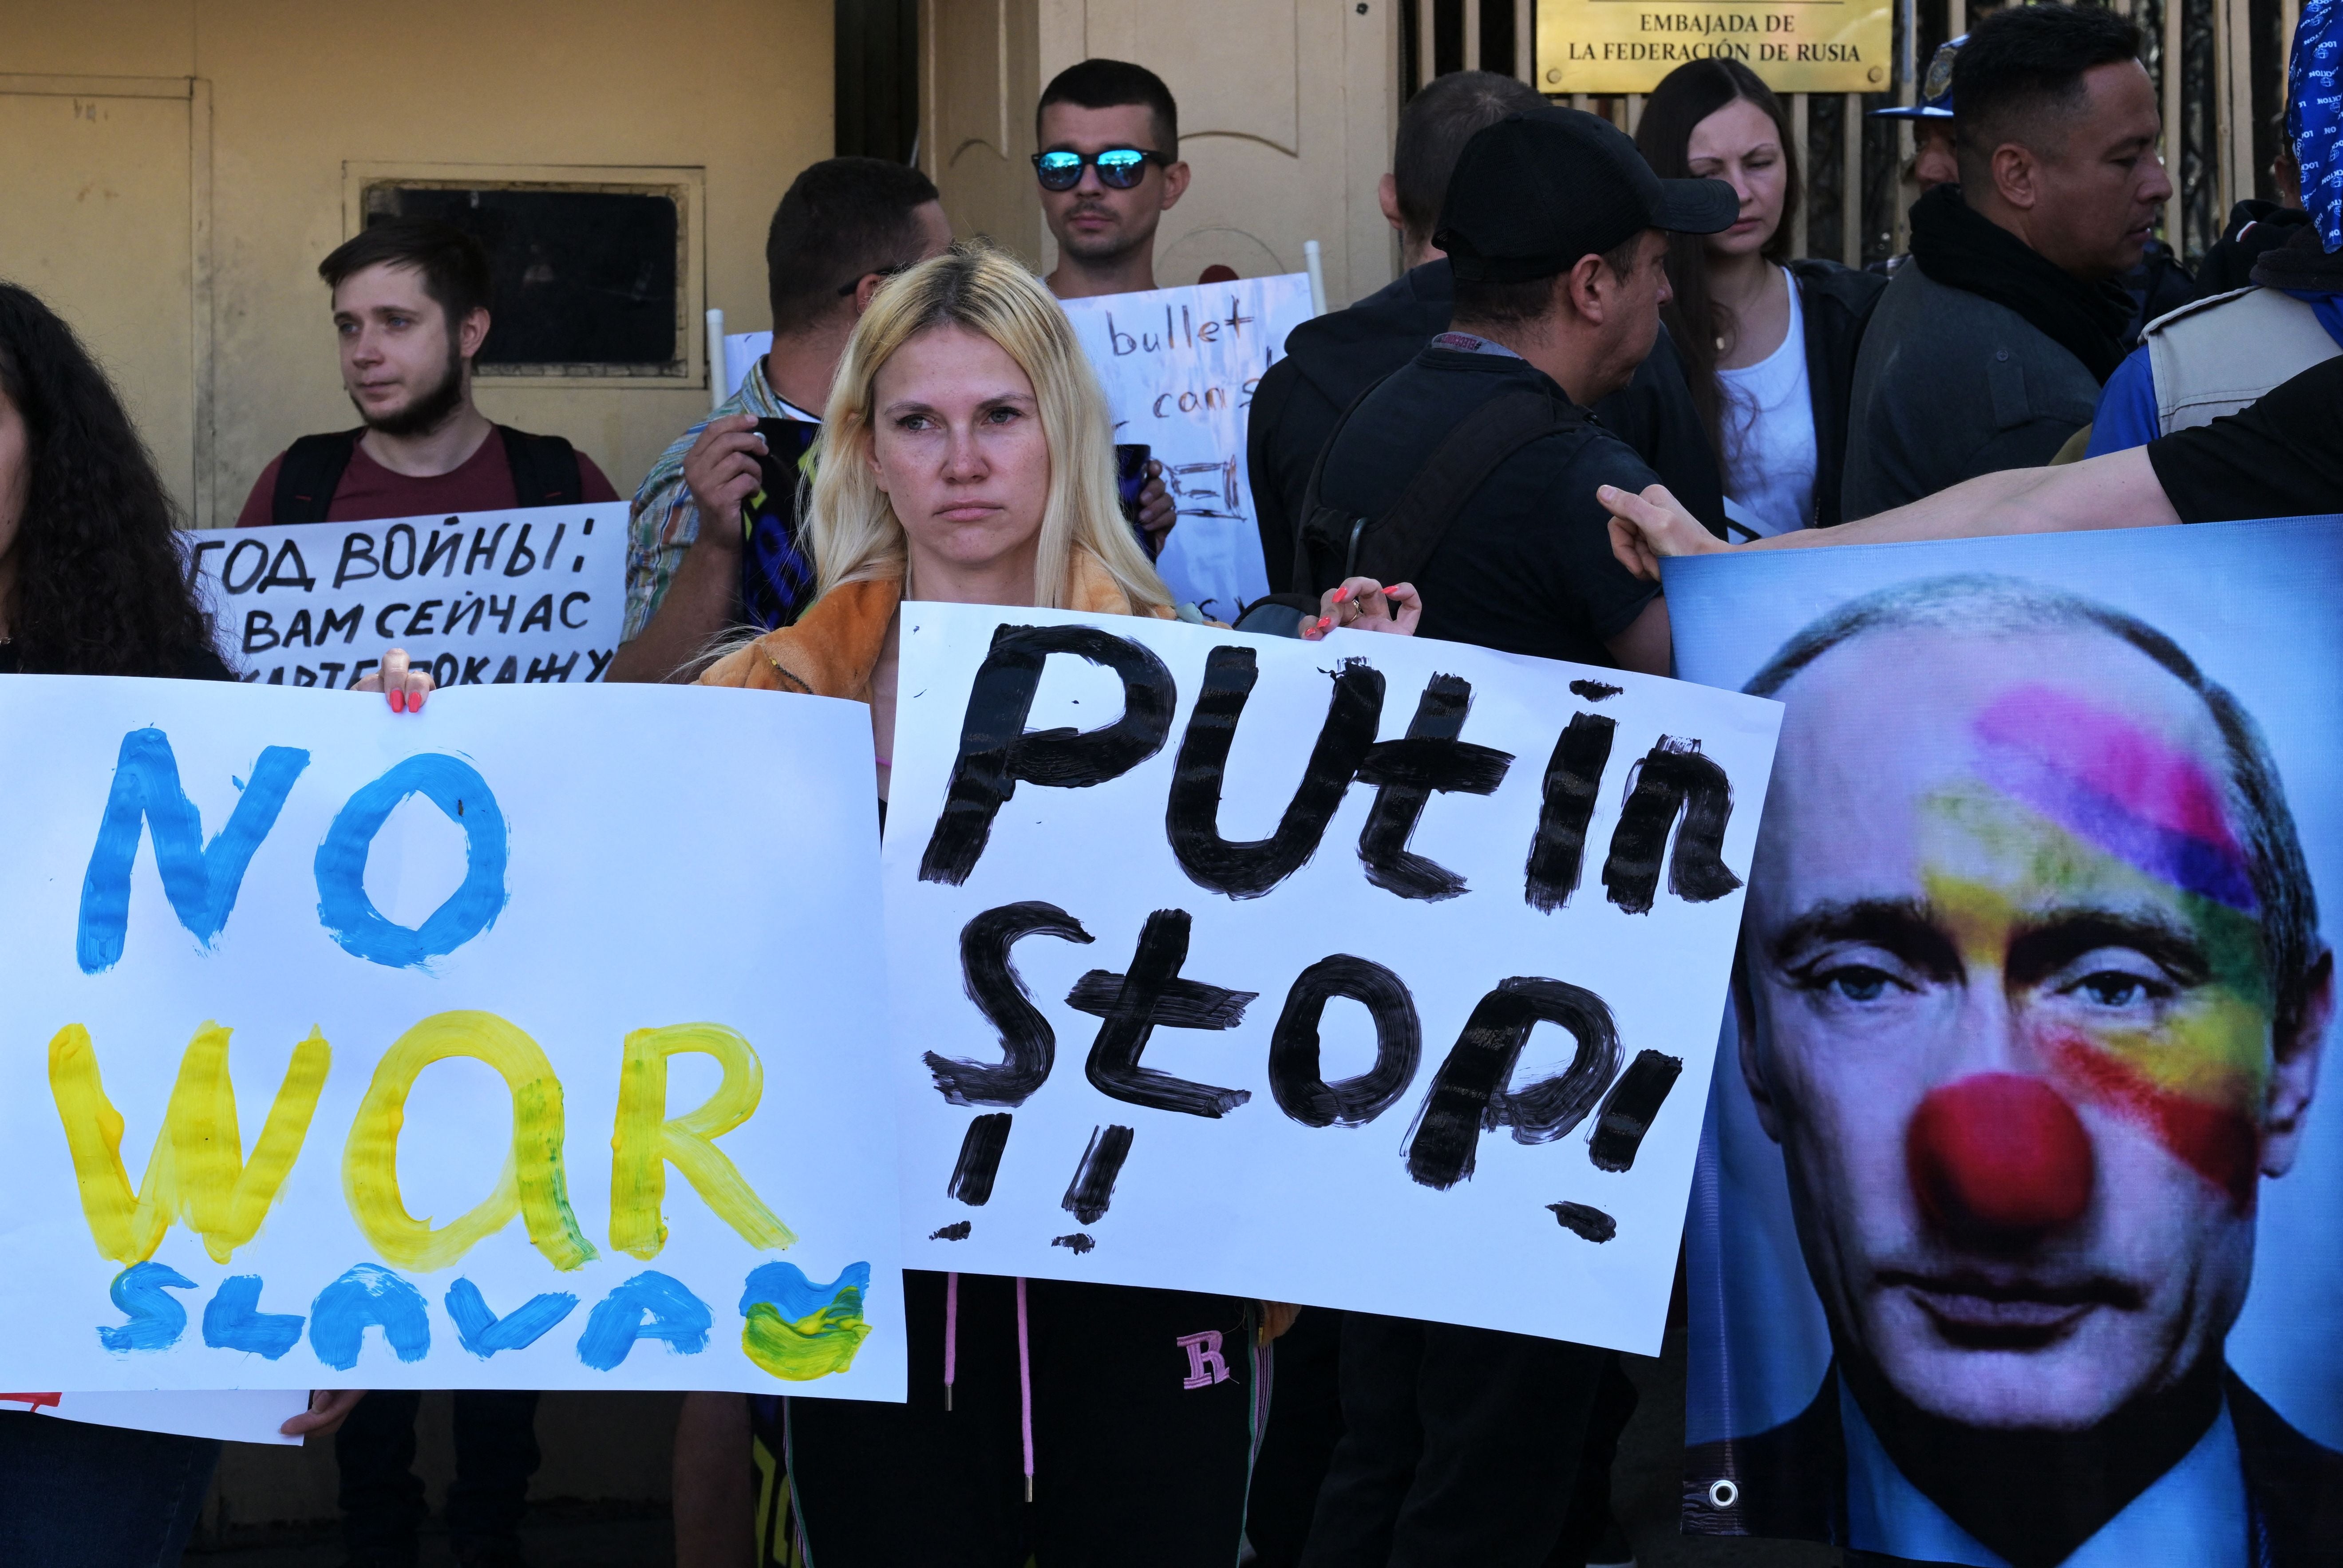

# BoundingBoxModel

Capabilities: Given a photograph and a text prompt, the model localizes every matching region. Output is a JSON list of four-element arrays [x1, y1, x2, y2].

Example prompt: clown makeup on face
[[1741, 620, 2329, 1440]]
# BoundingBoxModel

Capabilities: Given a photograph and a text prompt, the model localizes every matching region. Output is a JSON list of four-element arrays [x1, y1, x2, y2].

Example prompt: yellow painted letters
[[609, 1023, 793, 1259], [343, 1010, 597, 1272], [49, 1020, 331, 1265]]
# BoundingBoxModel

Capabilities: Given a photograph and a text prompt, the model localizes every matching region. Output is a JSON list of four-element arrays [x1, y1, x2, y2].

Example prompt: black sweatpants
[[786, 1270, 1258, 1567], [336, 1388, 541, 1562], [1300, 1315, 1619, 1568]]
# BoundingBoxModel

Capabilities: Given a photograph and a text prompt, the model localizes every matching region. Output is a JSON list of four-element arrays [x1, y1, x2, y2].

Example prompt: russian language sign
[[1665, 517, 2343, 1562], [883, 605, 1781, 1351], [1537, 0, 1893, 94], [0, 679, 905, 1398], [193, 503, 624, 689]]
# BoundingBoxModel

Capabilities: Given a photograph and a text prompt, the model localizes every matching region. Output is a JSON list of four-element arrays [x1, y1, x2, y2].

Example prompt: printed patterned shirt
[[621, 359, 821, 641]]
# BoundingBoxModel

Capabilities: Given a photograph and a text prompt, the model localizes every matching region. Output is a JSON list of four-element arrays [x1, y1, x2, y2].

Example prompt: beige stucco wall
[[0, 0, 832, 524], [921, 0, 1401, 308]]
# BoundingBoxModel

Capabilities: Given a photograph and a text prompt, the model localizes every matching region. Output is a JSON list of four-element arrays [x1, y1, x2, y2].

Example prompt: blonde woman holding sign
[[685, 241, 1403, 1567]]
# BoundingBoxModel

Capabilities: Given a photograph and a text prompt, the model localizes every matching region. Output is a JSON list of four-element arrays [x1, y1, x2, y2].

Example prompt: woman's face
[[0, 383, 27, 565], [867, 323, 1051, 591], [1688, 96, 1788, 259]]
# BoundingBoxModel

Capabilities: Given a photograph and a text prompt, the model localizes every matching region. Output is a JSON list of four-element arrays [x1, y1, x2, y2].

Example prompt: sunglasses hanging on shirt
[[1031, 147, 1169, 191]]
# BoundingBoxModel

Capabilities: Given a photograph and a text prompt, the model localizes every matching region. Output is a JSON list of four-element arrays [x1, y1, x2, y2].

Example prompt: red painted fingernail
[[411, 687, 427, 711], [1332, 587, 1350, 604], [389, 689, 406, 713]]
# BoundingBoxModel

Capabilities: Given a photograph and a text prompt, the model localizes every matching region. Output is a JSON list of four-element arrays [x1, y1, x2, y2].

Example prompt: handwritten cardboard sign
[[193, 504, 624, 689], [883, 606, 1781, 1351], [1056, 275, 1316, 621], [0, 679, 904, 1398]]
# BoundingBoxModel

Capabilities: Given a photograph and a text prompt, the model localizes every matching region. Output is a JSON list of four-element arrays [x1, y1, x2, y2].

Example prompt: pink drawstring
[[944, 1272, 959, 1411], [1015, 1276, 1034, 1501]]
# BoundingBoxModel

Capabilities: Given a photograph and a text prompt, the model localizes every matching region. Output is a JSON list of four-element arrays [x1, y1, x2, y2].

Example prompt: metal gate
[[1401, 0, 2296, 267]]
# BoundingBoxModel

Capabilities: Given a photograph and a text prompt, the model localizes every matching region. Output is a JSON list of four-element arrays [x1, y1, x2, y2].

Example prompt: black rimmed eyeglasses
[[1031, 147, 1170, 191]]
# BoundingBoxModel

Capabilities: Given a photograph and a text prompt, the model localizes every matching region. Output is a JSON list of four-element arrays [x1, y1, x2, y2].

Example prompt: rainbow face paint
[[1916, 685, 2274, 1209]]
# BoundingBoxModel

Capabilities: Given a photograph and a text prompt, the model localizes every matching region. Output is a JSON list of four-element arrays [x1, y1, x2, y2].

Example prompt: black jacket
[[1785, 259, 1887, 530], [1684, 1366, 2343, 1565], [1245, 258, 1725, 593]]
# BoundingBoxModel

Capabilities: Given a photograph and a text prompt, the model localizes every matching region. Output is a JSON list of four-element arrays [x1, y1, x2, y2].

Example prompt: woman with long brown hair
[[1636, 59, 1886, 534]]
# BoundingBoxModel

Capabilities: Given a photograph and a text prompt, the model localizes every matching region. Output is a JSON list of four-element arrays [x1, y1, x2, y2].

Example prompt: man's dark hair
[[0, 284, 215, 676], [1391, 71, 1547, 242], [1036, 58, 1179, 153], [1952, 2, 2143, 171], [1452, 231, 1643, 330], [1747, 574, 2323, 1044], [320, 218, 492, 333], [765, 157, 941, 337]]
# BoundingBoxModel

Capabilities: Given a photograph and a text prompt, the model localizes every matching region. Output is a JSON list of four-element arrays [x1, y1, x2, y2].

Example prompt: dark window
[[362, 184, 683, 374]]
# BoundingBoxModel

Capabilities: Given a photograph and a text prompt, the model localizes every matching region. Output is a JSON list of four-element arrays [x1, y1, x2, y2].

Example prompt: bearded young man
[[236, 217, 619, 529]]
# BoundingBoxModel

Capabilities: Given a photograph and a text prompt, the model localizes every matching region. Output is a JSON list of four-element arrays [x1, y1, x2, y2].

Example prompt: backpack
[[270, 425, 585, 525], [1280, 379, 1584, 604]]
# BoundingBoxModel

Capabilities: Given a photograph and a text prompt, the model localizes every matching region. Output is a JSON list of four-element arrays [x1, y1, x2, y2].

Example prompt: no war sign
[[191, 503, 624, 689], [0, 678, 905, 1397], [884, 606, 1783, 1353]]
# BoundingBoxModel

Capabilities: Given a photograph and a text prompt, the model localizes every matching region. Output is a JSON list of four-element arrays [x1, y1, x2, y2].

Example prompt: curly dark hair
[[0, 282, 216, 675]]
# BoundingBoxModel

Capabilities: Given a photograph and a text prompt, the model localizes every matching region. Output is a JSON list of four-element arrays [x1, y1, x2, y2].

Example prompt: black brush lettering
[[1051, 1233, 1096, 1254], [1567, 679, 1623, 702], [1587, 1049, 1683, 1172], [926, 902, 1094, 1107], [1060, 1124, 1136, 1224], [918, 624, 1176, 885], [1403, 978, 1622, 1190], [945, 1113, 1013, 1206], [1525, 712, 1617, 912], [1268, 955, 1421, 1128], [929, 1220, 972, 1240], [1355, 673, 1513, 901], [1601, 736, 1743, 914], [1078, 909, 1256, 1118], [1547, 1201, 1617, 1242], [1166, 648, 1382, 899]]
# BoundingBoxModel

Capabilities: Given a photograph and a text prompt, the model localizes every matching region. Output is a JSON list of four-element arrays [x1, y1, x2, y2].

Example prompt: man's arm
[[1601, 447, 2177, 580], [1602, 596, 1671, 677]]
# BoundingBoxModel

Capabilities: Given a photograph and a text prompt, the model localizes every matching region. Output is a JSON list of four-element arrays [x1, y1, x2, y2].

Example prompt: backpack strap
[[270, 429, 365, 525], [1291, 370, 1399, 594], [1295, 386, 1582, 596], [497, 426, 585, 508]]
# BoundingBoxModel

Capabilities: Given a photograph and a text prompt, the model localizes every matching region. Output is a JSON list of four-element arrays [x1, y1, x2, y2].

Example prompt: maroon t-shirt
[[235, 430, 618, 527]]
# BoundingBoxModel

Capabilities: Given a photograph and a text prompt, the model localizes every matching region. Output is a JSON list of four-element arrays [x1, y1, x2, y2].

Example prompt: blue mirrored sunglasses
[[1032, 147, 1166, 191]]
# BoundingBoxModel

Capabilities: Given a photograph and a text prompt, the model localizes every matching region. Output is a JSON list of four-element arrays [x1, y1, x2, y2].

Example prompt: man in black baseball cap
[[1288, 106, 1731, 674], [1292, 107, 1731, 1568]]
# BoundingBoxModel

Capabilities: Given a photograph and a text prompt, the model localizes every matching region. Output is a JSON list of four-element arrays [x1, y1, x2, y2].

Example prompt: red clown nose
[[1905, 1073, 2095, 1244]]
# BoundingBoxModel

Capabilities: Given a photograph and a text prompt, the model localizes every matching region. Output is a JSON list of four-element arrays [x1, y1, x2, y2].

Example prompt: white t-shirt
[[1715, 269, 1817, 539]]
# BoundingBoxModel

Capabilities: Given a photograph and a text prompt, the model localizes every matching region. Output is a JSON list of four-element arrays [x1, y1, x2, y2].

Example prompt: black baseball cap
[[1434, 107, 1738, 283]]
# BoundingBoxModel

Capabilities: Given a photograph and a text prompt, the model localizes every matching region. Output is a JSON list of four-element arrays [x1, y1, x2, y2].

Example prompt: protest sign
[[192, 503, 625, 689], [1664, 517, 2343, 1562], [0, 679, 904, 1398], [0, 1390, 306, 1445], [1535, 0, 1893, 93], [1056, 275, 1316, 621], [882, 605, 1780, 1351]]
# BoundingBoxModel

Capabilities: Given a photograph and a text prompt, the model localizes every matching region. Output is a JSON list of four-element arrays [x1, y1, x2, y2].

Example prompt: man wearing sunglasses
[[1035, 58, 1193, 300]]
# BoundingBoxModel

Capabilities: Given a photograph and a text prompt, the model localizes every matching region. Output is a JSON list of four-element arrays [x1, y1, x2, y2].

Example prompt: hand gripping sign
[[884, 606, 1782, 1352]]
